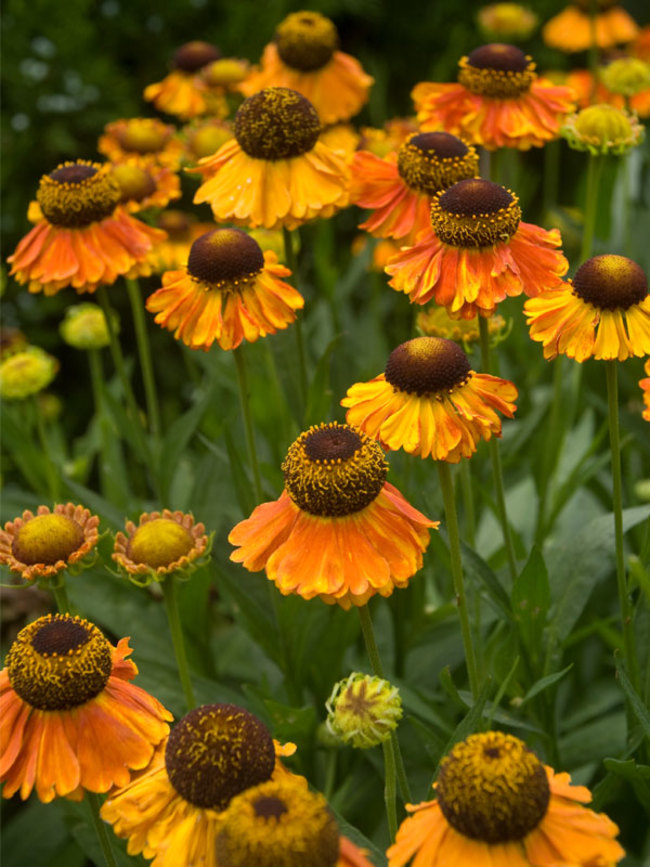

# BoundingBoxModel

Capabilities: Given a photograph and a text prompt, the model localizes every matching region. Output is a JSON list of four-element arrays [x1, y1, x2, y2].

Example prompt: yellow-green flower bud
[[325, 672, 402, 749], [60, 303, 114, 350], [477, 3, 538, 41], [0, 346, 58, 400], [600, 57, 650, 97], [561, 104, 644, 155]]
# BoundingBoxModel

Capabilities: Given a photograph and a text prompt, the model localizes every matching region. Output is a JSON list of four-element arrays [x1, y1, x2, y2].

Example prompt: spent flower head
[[0, 346, 58, 400], [326, 672, 402, 748], [561, 103, 644, 155], [60, 303, 115, 350]]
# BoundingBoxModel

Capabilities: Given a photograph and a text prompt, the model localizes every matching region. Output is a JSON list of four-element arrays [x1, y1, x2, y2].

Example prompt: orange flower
[[387, 731, 624, 867], [543, 1, 639, 53], [7, 161, 166, 296], [98, 118, 184, 169], [342, 337, 517, 462], [240, 11, 373, 124], [640, 359, 650, 421], [0, 503, 99, 583], [413, 43, 576, 150], [0, 614, 172, 802], [215, 778, 375, 866], [229, 422, 438, 609], [101, 703, 297, 867], [350, 132, 479, 244], [566, 67, 650, 117], [109, 157, 181, 213], [144, 41, 220, 119], [146, 228, 303, 351], [525, 254, 650, 362], [385, 178, 568, 319], [113, 509, 209, 586], [191, 87, 349, 230]]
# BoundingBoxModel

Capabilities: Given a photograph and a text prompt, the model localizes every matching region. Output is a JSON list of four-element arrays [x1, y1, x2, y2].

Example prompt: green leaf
[[511, 547, 550, 659], [434, 676, 493, 778], [614, 655, 650, 740], [460, 543, 512, 621], [602, 759, 650, 815], [158, 381, 214, 501], [438, 666, 470, 710], [518, 664, 573, 707], [304, 333, 342, 427]]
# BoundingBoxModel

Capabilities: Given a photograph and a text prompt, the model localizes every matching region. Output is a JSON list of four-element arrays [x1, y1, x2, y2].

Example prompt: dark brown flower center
[[572, 254, 648, 311], [7, 614, 113, 711], [165, 704, 275, 810], [397, 132, 478, 196], [432, 178, 521, 247], [282, 423, 388, 517], [234, 87, 321, 160], [187, 228, 264, 290], [436, 732, 550, 843], [37, 161, 120, 228], [275, 11, 339, 72], [173, 41, 221, 73], [253, 796, 289, 818], [385, 337, 471, 395], [459, 43, 536, 98]]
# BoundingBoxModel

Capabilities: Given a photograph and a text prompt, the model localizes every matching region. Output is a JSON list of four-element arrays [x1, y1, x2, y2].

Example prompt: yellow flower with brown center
[[387, 731, 624, 866], [342, 338, 517, 462], [112, 509, 209, 585], [412, 43, 576, 150], [562, 103, 644, 155], [98, 118, 184, 168], [640, 359, 650, 422], [0, 346, 59, 399], [240, 11, 373, 125], [144, 41, 220, 120], [543, 0, 639, 53], [100, 703, 297, 867], [215, 778, 375, 867], [110, 157, 181, 213], [60, 303, 113, 350], [416, 306, 507, 348], [525, 254, 650, 362], [350, 132, 479, 244], [146, 228, 304, 351], [385, 178, 568, 319], [7, 161, 166, 296], [191, 87, 349, 230], [477, 3, 538, 41], [326, 672, 402, 749], [0, 613, 172, 802], [0, 504, 99, 583], [229, 422, 438, 609]]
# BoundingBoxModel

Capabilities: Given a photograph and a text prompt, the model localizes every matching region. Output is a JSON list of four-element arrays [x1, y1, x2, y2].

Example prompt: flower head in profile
[[144, 41, 221, 120], [112, 509, 209, 586], [477, 4, 538, 41], [342, 338, 517, 463], [98, 118, 184, 168], [525, 254, 650, 362], [101, 703, 296, 867], [0, 613, 172, 802], [146, 209, 213, 274], [640, 359, 650, 421], [0, 504, 99, 583], [385, 178, 568, 319], [543, 0, 639, 53], [326, 672, 402, 749], [215, 778, 375, 866], [0, 346, 59, 400], [350, 132, 479, 244], [240, 10, 373, 125], [229, 422, 438, 609], [182, 118, 234, 163], [60, 303, 114, 350], [601, 56, 650, 97], [146, 227, 304, 351], [7, 160, 166, 296], [109, 157, 181, 214], [387, 730, 624, 867], [561, 103, 644, 155], [191, 87, 349, 230], [416, 307, 507, 350], [412, 43, 575, 150]]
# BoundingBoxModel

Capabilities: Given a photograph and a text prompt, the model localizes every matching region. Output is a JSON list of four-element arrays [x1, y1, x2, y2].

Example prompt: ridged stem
[[233, 345, 263, 504], [162, 574, 196, 711], [126, 277, 161, 439], [86, 792, 117, 867], [282, 227, 308, 410]]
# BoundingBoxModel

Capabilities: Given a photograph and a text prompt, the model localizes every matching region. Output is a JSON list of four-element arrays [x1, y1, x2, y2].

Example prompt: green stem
[[162, 574, 196, 711], [282, 227, 308, 409], [605, 362, 640, 692], [437, 463, 480, 699], [323, 747, 337, 802], [543, 139, 560, 217], [381, 737, 398, 842], [357, 605, 411, 822], [32, 395, 59, 500], [535, 357, 565, 545], [479, 318, 518, 582], [86, 792, 118, 867], [51, 580, 72, 615], [126, 277, 161, 439], [581, 153, 604, 262], [233, 346, 263, 504]]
